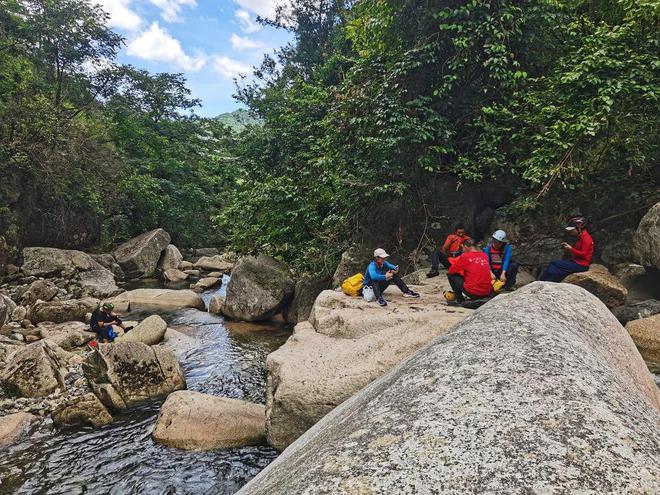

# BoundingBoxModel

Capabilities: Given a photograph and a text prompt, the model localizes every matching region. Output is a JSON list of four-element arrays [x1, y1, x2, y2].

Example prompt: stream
[[0, 277, 291, 494]]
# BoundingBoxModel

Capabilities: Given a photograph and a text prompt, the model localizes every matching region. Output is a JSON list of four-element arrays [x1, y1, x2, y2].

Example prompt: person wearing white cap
[[539, 216, 594, 282], [484, 230, 518, 289], [364, 248, 420, 307]]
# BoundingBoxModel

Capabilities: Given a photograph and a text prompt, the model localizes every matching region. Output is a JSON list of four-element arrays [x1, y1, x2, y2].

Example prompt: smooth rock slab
[[0, 412, 39, 448], [116, 314, 167, 345], [28, 297, 99, 324], [38, 321, 95, 350], [110, 289, 205, 311], [626, 314, 660, 370], [564, 264, 627, 308], [152, 391, 266, 450], [240, 283, 660, 494]]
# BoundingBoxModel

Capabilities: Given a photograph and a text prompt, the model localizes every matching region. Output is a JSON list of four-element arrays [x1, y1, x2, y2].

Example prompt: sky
[[96, 1, 292, 116]]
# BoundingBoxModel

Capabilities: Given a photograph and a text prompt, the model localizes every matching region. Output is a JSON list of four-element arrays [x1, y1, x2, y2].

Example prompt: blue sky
[[97, 1, 292, 116]]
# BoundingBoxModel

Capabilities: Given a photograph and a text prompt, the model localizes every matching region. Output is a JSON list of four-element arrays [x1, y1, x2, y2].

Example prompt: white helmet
[[492, 230, 508, 243]]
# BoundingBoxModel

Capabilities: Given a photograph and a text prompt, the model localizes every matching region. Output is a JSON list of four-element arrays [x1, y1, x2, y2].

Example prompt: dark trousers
[[539, 260, 588, 282], [431, 250, 451, 271], [492, 261, 519, 288], [447, 274, 484, 302], [372, 274, 410, 299]]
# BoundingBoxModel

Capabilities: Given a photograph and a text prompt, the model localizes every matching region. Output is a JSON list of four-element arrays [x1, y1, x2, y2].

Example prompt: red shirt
[[448, 251, 493, 297], [442, 233, 472, 257], [570, 230, 594, 267]]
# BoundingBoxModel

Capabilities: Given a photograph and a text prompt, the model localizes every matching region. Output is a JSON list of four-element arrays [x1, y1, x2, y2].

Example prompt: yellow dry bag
[[341, 273, 364, 297]]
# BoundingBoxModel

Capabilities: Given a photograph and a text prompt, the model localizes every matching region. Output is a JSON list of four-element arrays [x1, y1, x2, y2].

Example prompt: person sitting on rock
[[427, 224, 472, 278], [484, 230, 518, 290], [90, 302, 131, 343], [365, 248, 420, 307], [446, 239, 494, 304], [539, 216, 593, 282]]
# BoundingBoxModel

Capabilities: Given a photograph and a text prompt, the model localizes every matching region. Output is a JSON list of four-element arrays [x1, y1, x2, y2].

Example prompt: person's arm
[[384, 261, 397, 271], [568, 237, 588, 258], [501, 245, 512, 273], [441, 235, 453, 254], [447, 255, 463, 275], [368, 263, 387, 282]]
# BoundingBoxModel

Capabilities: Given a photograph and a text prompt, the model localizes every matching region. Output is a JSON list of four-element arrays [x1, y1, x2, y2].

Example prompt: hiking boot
[[426, 270, 439, 278], [377, 297, 387, 307], [403, 290, 420, 298]]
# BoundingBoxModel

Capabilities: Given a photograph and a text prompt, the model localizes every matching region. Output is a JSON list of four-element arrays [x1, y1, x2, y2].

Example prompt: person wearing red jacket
[[446, 239, 494, 304], [427, 224, 472, 278], [540, 216, 594, 282]]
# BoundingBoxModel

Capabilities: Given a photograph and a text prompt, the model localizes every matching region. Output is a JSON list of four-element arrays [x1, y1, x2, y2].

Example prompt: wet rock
[[626, 314, 660, 370], [152, 391, 266, 450], [613, 299, 660, 325], [285, 275, 331, 325], [193, 255, 234, 273], [190, 277, 221, 292], [83, 342, 185, 410], [19, 279, 59, 307], [633, 201, 660, 269], [0, 412, 39, 448], [163, 268, 188, 283], [208, 295, 224, 315], [21, 247, 100, 277], [28, 297, 99, 324], [331, 245, 373, 288], [241, 283, 660, 495], [158, 244, 183, 271], [564, 264, 627, 308], [38, 321, 95, 350], [117, 315, 167, 345], [114, 228, 171, 278], [222, 255, 295, 322], [611, 263, 646, 287], [110, 289, 204, 311], [0, 340, 66, 398], [52, 393, 112, 427]]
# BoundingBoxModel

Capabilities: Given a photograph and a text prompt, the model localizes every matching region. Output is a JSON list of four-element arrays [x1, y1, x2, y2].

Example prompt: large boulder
[[152, 391, 266, 450], [83, 342, 185, 410], [285, 276, 331, 325], [626, 314, 660, 370], [110, 289, 204, 311], [331, 245, 373, 288], [90, 253, 125, 280], [611, 262, 646, 287], [513, 237, 564, 268], [78, 268, 121, 299], [222, 255, 295, 322], [19, 279, 58, 307], [613, 299, 660, 325], [0, 335, 24, 363], [158, 244, 184, 272], [0, 340, 67, 397], [52, 393, 113, 427], [0, 412, 39, 448], [193, 255, 234, 272], [240, 283, 660, 495], [265, 281, 471, 451], [21, 247, 99, 277], [113, 228, 171, 278], [163, 268, 189, 283], [38, 321, 95, 350], [564, 264, 627, 308], [190, 277, 221, 292], [633, 201, 660, 269], [28, 297, 99, 324], [116, 315, 167, 345]]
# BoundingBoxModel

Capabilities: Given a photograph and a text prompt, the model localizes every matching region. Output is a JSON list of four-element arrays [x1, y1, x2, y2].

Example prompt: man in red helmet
[[540, 216, 594, 282]]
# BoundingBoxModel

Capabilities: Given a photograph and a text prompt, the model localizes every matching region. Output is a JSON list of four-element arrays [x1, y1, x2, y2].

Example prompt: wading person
[[90, 302, 131, 343], [365, 248, 420, 307], [484, 230, 518, 289], [539, 216, 593, 282], [427, 224, 472, 278], [446, 239, 493, 304]]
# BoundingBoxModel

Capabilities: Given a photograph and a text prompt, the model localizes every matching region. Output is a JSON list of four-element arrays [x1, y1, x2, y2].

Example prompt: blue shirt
[[364, 260, 397, 286]]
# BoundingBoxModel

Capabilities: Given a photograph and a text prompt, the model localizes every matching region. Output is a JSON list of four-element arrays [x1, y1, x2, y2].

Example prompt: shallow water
[[0, 280, 291, 494]]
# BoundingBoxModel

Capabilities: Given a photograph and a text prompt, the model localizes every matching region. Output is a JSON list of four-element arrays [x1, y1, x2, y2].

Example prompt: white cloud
[[234, 9, 261, 33], [230, 33, 265, 51], [213, 56, 251, 79], [127, 22, 205, 71], [233, 0, 279, 18], [95, 0, 142, 31], [149, 0, 197, 23]]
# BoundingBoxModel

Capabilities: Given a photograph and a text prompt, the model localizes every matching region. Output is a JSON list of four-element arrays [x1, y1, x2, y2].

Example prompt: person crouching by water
[[90, 302, 131, 343], [539, 216, 593, 282], [427, 223, 472, 278], [484, 230, 518, 290], [446, 239, 494, 305], [365, 248, 420, 307]]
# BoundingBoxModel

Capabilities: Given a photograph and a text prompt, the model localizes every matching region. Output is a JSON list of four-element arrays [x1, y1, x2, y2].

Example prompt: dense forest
[[0, 0, 658, 273]]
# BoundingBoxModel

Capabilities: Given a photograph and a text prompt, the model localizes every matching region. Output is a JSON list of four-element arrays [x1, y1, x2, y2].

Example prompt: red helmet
[[566, 216, 586, 229]]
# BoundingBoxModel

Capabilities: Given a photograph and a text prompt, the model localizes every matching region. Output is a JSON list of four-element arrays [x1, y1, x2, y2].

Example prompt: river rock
[[28, 297, 99, 324], [52, 393, 113, 427], [114, 228, 171, 278], [240, 283, 660, 494], [265, 282, 471, 450], [633, 201, 660, 269], [83, 342, 185, 409], [78, 268, 121, 299], [0, 335, 24, 363], [183, 269, 201, 277], [626, 314, 660, 370], [222, 255, 295, 322], [163, 268, 189, 283], [611, 262, 646, 287], [179, 260, 193, 270], [19, 279, 58, 307], [613, 299, 660, 325], [208, 295, 224, 315], [38, 321, 95, 350], [564, 264, 627, 308], [152, 391, 266, 450], [10, 305, 27, 322], [21, 247, 100, 277], [285, 276, 331, 325], [193, 255, 234, 272], [117, 315, 167, 345], [0, 412, 39, 448], [90, 253, 125, 280], [110, 289, 204, 311], [158, 244, 184, 272], [194, 247, 221, 257], [0, 294, 16, 326], [0, 340, 66, 397], [331, 245, 373, 288], [190, 277, 221, 292]]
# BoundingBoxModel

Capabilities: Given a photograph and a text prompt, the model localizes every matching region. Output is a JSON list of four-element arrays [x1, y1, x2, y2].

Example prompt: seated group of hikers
[[362, 216, 593, 307]]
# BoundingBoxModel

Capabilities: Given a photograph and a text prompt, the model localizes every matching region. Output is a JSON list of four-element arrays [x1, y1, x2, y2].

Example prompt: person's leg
[[540, 260, 586, 282], [390, 274, 410, 294], [504, 261, 518, 288], [372, 280, 390, 300], [430, 249, 440, 271], [447, 273, 466, 302], [437, 252, 451, 269]]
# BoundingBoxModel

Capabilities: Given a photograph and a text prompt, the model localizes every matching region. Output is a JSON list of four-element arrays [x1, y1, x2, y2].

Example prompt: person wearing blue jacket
[[483, 230, 518, 289], [364, 248, 420, 307]]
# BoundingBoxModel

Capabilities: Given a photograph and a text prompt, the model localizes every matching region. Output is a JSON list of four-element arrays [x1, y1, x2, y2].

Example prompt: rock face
[[113, 228, 171, 278], [240, 283, 660, 495], [78, 268, 121, 298], [21, 247, 100, 277], [634, 201, 660, 269], [52, 393, 113, 427], [208, 295, 224, 315], [193, 255, 234, 272], [0, 412, 39, 448], [158, 244, 183, 271], [564, 264, 627, 308], [83, 342, 185, 409], [285, 276, 331, 325], [90, 253, 125, 279], [626, 314, 660, 370], [152, 391, 266, 450], [613, 299, 660, 326], [117, 315, 167, 345], [38, 321, 95, 350], [0, 340, 66, 397], [110, 289, 204, 311], [331, 245, 373, 288], [28, 297, 99, 324], [265, 279, 471, 451], [222, 255, 295, 322], [611, 262, 646, 287]]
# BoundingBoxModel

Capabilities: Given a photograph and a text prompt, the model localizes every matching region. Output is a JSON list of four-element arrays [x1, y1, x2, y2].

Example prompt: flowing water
[[0, 278, 291, 494]]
